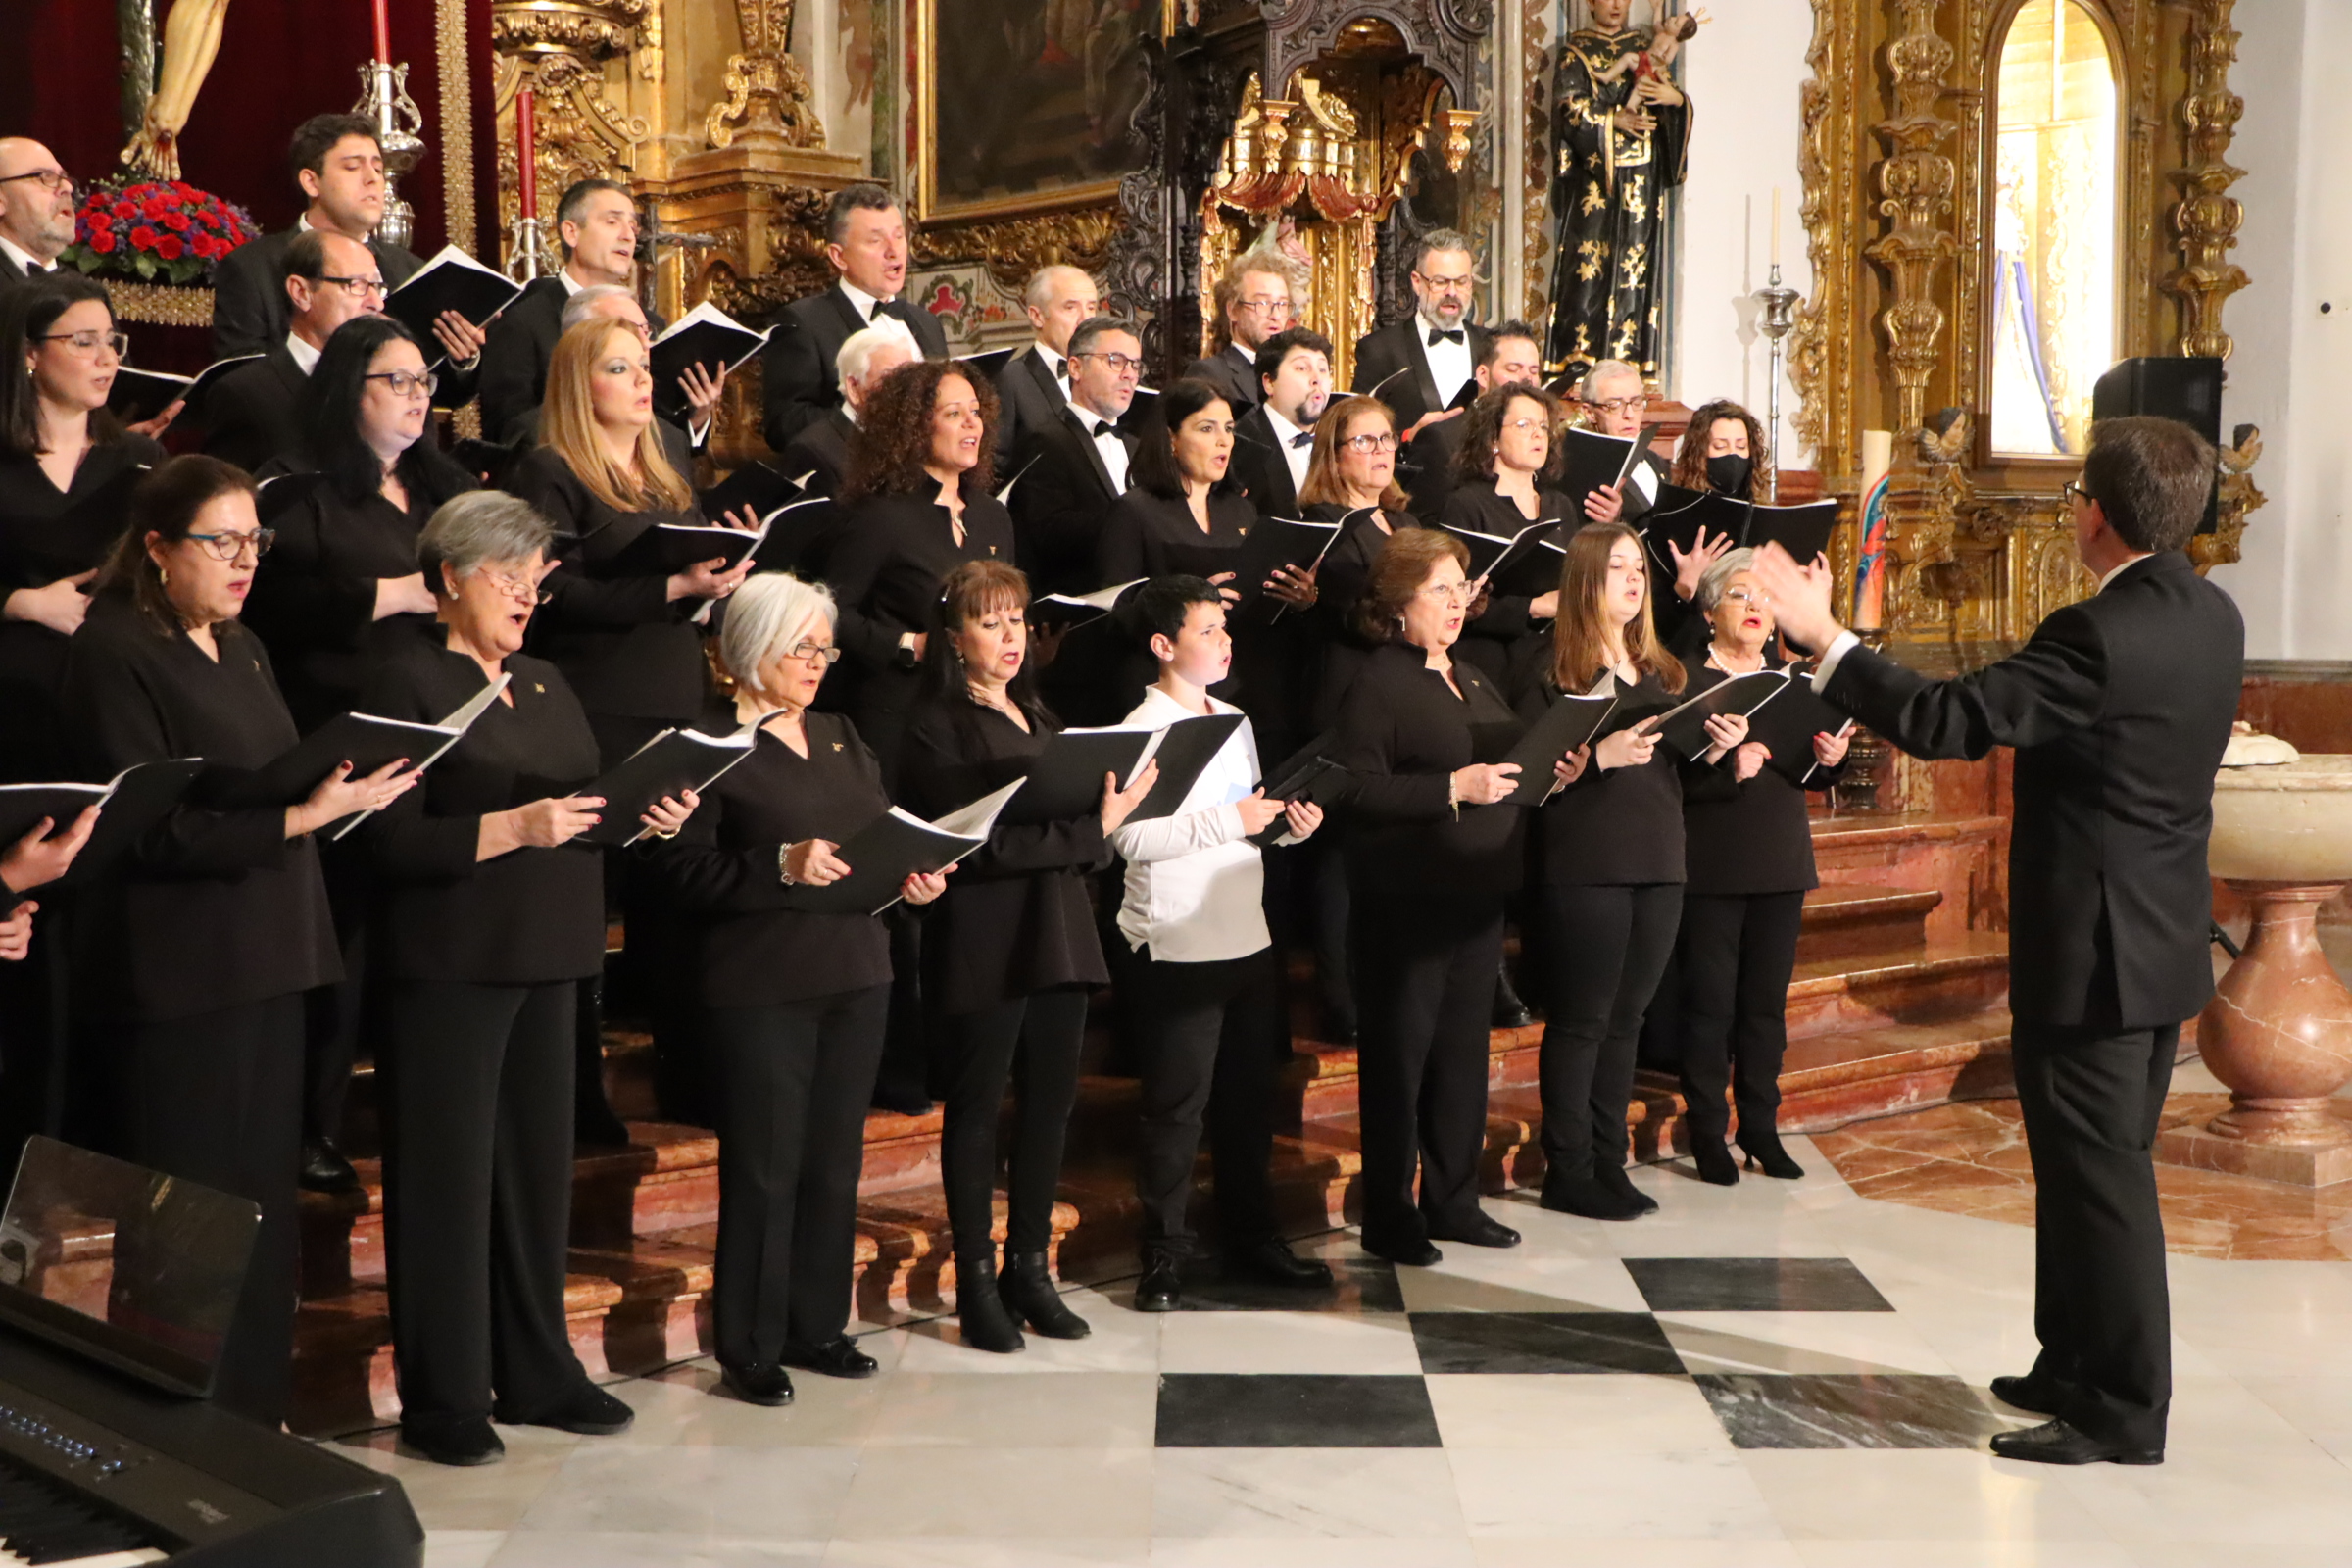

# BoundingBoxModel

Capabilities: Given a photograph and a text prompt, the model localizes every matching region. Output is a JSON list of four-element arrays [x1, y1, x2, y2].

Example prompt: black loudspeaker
[[2090, 356, 2224, 534]]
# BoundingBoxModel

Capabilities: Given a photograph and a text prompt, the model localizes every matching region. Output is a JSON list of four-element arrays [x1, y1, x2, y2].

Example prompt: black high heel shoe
[[1691, 1138, 1740, 1186], [1738, 1131, 1805, 1180]]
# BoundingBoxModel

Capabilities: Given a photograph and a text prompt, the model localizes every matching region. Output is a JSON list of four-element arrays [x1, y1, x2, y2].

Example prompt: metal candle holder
[[509, 218, 548, 283], [1755, 263, 1803, 504], [353, 61, 426, 251]]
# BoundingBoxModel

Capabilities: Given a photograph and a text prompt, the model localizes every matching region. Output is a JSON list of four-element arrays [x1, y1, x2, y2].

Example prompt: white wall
[[2206, 0, 2352, 661], [1670, 0, 1816, 470]]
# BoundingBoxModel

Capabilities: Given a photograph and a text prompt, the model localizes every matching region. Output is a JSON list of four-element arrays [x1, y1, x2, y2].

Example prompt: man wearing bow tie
[[1008, 315, 1142, 596], [1350, 230, 1492, 437], [995, 264, 1101, 462], [760, 183, 948, 449], [1231, 327, 1333, 518], [0, 139, 75, 292]]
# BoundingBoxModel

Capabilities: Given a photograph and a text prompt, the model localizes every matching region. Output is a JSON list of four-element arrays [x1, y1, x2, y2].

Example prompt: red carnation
[[156, 235, 184, 261], [113, 201, 135, 220], [162, 212, 189, 232], [90, 230, 116, 254], [130, 225, 158, 248], [140, 202, 166, 223]]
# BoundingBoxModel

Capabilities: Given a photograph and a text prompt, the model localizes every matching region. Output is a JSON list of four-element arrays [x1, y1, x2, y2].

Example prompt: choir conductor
[[1749, 416, 2241, 1467]]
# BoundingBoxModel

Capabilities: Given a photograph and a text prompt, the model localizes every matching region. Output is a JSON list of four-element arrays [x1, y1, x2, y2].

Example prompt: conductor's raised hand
[[1746, 543, 1841, 653], [901, 867, 953, 906], [1100, 759, 1161, 834], [1595, 718, 1659, 771], [641, 788, 699, 838], [1, 805, 100, 893], [1450, 761, 1521, 806], [783, 838, 853, 886]]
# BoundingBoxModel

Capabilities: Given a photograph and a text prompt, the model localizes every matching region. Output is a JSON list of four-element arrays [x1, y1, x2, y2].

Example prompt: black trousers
[[706, 986, 888, 1367], [1536, 883, 1683, 1176], [1348, 904, 1501, 1247], [1672, 890, 1806, 1143], [379, 979, 591, 1431], [300, 845, 373, 1147], [1310, 840, 1355, 1034], [1132, 949, 1281, 1253], [110, 993, 305, 1426], [2013, 1017, 2178, 1451], [935, 987, 1090, 1260]]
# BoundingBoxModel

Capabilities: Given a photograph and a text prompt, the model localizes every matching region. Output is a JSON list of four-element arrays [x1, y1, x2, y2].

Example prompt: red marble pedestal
[[2157, 880, 2352, 1186]]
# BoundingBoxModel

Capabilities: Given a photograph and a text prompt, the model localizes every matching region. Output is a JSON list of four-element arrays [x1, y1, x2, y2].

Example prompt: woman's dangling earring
[[158, 564, 170, 588]]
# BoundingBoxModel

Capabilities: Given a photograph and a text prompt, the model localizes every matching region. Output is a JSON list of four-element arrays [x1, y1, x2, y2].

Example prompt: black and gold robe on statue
[[1545, 27, 1691, 381]]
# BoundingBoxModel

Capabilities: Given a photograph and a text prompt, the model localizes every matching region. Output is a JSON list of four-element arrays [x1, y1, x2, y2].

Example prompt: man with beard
[[1352, 230, 1490, 438], [1231, 326, 1333, 519]]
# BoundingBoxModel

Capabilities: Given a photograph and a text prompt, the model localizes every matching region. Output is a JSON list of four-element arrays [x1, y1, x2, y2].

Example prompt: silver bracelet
[[777, 843, 801, 885]]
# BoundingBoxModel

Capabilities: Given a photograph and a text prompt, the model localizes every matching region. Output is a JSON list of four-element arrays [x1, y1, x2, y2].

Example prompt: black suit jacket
[[0, 249, 58, 293], [760, 284, 950, 450], [778, 407, 856, 499], [1181, 344, 1263, 414], [1821, 552, 2242, 1027], [210, 227, 422, 361], [994, 345, 1066, 463], [1231, 405, 1307, 517], [196, 345, 309, 473], [1352, 318, 1489, 431], [1011, 405, 1136, 596]]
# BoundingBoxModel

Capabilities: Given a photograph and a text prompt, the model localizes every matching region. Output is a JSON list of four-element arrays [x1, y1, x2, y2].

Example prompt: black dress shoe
[[1691, 1139, 1740, 1187], [1427, 1213, 1521, 1249], [1738, 1131, 1806, 1180], [401, 1417, 504, 1467], [297, 1137, 362, 1195], [1989, 1417, 2162, 1466], [779, 1337, 879, 1379], [1539, 1174, 1645, 1221], [1226, 1238, 1334, 1288], [1359, 1231, 1442, 1268], [497, 1383, 634, 1436], [1595, 1161, 1660, 1215], [954, 1256, 1026, 1353], [718, 1361, 795, 1406], [1989, 1373, 2067, 1416], [1135, 1250, 1184, 1312], [1000, 1250, 1092, 1340], [1492, 969, 1534, 1029]]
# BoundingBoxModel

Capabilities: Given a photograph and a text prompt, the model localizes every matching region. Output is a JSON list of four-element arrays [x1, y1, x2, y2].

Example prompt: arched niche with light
[[1980, 0, 2124, 463]]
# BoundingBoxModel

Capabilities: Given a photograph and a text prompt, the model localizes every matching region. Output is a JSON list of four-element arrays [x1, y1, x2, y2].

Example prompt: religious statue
[[120, 0, 232, 182], [1546, 0, 1704, 381]]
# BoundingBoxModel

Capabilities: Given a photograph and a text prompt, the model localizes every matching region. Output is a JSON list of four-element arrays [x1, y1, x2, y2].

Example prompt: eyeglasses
[[1413, 271, 1477, 291], [34, 328, 128, 359], [184, 528, 275, 564], [317, 274, 389, 300], [2064, 480, 2096, 508], [1583, 395, 1649, 416], [1235, 296, 1291, 317], [784, 641, 843, 665], [0, 169, 73, 195], [479, 569, 554, 606], [1078, 352, 1142, 374], [365, 369, 439, 399], [1719, 587, 1771, 607], [1341, 432, 1400, 453], [1417, 581, 1475, 607]]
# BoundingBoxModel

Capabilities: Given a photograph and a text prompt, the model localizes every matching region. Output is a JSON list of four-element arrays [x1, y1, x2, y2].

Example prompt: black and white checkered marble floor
[[348, 1136, 2352, 1567]]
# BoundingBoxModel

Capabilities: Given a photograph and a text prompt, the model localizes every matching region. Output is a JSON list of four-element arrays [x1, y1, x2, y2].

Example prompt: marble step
[[1784, 929, 2011, 1040], [1797, 882, 1944, 961]]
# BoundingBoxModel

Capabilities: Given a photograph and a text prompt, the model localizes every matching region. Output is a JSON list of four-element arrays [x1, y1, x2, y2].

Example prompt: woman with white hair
[[356, 490, 698, 1466], [1667, 547, 1848, 1185], [646, 571, 949, 1407]]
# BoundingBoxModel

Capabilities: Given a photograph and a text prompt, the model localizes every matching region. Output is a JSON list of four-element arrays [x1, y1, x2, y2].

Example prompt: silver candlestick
[[353, 61, 427, 251], [508, 217, 547, 283], [1755, 263, 1803, 504]]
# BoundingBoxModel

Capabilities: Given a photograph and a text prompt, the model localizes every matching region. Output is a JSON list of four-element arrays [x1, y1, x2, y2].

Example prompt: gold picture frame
[[912, 0, 1158, 224]]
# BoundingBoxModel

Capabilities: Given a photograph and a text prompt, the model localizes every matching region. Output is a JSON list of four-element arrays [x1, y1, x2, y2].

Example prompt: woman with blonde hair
[[1520, 521, 1749, 1221]]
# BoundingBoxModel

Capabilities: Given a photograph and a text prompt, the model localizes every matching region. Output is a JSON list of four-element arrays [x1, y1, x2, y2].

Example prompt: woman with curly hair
[[1439, 383, 1570, 689], [1669, 398, 1774, 503], [827, 359, 1016, 783]]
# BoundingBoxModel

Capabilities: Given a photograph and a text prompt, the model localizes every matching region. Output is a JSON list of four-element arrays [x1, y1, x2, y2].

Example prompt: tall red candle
[[516, 89, 539, 221], [372, 0, 392, 64]]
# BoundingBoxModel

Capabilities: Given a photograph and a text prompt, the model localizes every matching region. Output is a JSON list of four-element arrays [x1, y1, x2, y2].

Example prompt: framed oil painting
[[913, 0, 1158, 222]]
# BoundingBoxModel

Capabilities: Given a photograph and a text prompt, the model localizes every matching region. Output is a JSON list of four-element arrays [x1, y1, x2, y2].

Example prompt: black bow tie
[[1290, 431, 1315, 450], [1054, 359, 1070, 381], [1087, 419, 1117, 441], [1427, 327, 1465, 346]]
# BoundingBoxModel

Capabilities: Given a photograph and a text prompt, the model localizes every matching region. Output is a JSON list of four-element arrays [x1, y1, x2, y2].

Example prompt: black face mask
[[1706, 453, 1753, 496]]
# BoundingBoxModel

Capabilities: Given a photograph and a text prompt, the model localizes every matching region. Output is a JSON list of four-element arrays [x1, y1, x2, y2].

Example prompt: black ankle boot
[[1739, 1129, 1805, 1180], [1540, 1172, 1644, 1221], [954, 1255, 1026, 1353], [1690, 1134, 1740, 1187], [1492, 963, 1533, 1029], [1595, 1159, 1659, 1214], [999, 1250, 1091, 1340]]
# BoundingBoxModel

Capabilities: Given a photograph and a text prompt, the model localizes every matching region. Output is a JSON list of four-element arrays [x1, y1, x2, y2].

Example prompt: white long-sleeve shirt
[[1109, 686, 1291, 963]]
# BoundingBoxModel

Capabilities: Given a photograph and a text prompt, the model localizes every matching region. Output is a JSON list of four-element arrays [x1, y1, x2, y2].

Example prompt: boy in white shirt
[[1112, 577, 1334, 1310]]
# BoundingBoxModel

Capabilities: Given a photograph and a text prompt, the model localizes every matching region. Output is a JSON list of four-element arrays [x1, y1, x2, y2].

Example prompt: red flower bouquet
[[64, 181, 259, 285]]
